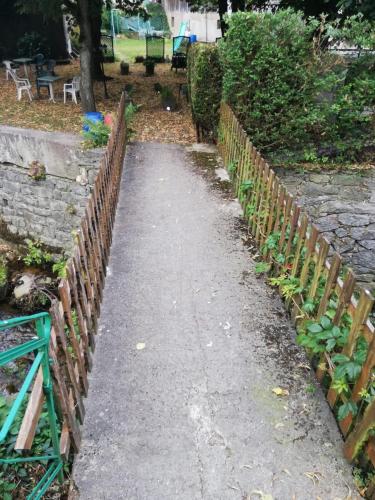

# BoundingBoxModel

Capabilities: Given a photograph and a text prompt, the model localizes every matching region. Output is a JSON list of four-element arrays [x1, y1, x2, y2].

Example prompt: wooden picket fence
[[14, 94, 127, 460], [218, 102, 375, 485]]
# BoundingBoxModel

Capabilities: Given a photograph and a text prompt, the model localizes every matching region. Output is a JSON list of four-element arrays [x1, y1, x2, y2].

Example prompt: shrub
[[220, 10, 375, 162], [188, 43, 223, 139], [82, 119, 111, 148], [220, 10, 321, 158], [16, 32, 49, 58]]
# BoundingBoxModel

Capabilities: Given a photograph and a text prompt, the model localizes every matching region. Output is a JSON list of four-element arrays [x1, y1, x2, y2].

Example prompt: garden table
[[36, 75, 62, 103], [12, 58, 33, 79]]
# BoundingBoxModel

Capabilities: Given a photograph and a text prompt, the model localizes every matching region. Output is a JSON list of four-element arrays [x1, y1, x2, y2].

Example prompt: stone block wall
[[0, 126, 104, 250]]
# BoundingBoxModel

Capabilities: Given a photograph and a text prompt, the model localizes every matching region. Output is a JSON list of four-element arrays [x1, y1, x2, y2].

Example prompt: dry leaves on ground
[[0, 61, 196, 144]]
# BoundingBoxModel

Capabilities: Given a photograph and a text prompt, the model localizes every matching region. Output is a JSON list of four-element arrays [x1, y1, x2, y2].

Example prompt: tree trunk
[[78, 0, 96, 112], [232, 0, 246, 12], [90, 0, 104, 80], [218, 0, 228, 37]]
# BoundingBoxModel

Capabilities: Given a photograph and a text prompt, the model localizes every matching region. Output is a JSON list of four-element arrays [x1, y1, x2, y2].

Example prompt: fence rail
[[218, 102, 375, 486], [5, 93, 127, 481]]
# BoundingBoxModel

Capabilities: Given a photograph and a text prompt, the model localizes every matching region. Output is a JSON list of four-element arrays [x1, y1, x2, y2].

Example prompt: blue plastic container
[[190, 34, 197, 43], [83, 112, 104, 131]]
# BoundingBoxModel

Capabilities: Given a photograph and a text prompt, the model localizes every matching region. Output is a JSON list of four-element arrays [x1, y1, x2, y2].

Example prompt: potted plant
[[120, 61, 129, 75], [144, 59, 155, 76], [161, 86, 177, 111]]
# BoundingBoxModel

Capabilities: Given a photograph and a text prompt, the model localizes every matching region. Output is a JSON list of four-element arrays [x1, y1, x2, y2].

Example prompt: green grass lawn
[[114, 37, 173, 62]]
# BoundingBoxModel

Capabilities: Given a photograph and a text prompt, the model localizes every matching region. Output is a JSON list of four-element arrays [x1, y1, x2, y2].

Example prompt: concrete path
[[74, 143, 357, 500]]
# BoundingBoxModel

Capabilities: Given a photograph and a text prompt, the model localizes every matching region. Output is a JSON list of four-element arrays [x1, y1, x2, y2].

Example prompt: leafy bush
[[125, 102, 141, 139], [23, 239, 52, 267], [220, 10, 321, 158], [188, 43, 223, 139], [82, 119, 111, 148], [219, 10, 375, 162], [146, 2, 171, 36], [16, 32, 49, 58]]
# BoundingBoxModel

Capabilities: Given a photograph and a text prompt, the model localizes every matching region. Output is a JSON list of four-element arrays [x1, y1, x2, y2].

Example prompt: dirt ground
[[0, 61, 196, 144]]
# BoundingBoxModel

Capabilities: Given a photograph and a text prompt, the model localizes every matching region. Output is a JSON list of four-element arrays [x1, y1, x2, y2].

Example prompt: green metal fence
[[0, 313, 63, 500]]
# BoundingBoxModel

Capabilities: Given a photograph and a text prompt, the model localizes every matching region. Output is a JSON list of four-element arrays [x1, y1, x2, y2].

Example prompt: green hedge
[[187, 43, 223, 139], [220, 10, 323, 159], [219, 10, 375, 162]]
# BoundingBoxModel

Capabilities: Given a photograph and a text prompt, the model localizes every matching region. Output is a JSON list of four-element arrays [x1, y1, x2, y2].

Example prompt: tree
[[338, 0, 375, 20], [77, 0, 96, 111], [187, 0, 245, 36], [249, 0, 375, 20], [17, 0, 148, 111], [16, 0, 96, 111]]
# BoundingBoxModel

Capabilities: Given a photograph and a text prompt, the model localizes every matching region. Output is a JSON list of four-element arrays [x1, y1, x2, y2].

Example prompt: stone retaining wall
[[0, 126, 103, 250], [275, 168, 375, 291]]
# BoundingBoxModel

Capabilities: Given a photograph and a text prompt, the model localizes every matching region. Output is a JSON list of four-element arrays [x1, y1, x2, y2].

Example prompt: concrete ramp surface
[[73, 143, 357, 499]]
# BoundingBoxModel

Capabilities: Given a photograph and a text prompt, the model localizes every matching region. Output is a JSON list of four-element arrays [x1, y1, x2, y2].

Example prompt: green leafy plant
[[28, 161, 46, 181], [228, 160, 238, 176], [23, 239, 52, 267], [187, 43, 223, 139], [255, 262, 271, 274], [82, 119, 111, 148], [269, 274, 303, 300], [0, 255, 7, 287], [52, 258, 67, 279], [297, 315, 349, 354], [125, 103, 141, 139], [16, 31, 49, 58], [240, 180, 254, 194], [0, 395, 62, 498], [219, 11, 375, 162]]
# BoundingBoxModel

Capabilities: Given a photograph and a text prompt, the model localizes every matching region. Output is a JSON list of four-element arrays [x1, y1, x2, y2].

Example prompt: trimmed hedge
[[220, 10, 323, 158], [187, 43, 223, 140]]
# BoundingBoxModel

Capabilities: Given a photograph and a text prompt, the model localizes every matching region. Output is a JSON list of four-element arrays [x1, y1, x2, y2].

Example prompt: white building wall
[[162, 0, 221, 42]]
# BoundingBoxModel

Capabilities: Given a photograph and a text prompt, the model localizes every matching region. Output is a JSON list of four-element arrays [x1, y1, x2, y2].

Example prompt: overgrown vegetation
[[16, 31, 49, 58], [220, 10, 375, 163], [0, 395, 67, 499], [0, 256, 7, 287], [187, 43, 223, 140], [82, 119, 111, 148], [23, 239, 52, 267]]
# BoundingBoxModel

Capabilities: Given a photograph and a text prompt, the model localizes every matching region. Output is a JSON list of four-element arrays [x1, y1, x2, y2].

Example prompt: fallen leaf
[[227, 484, 240, 491], [272, 387, 289, 397], [304, 471, 323, 485], [251, 490, 273, 500]]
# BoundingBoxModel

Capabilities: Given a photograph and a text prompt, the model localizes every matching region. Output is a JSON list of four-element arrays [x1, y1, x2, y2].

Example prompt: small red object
[[104, 114, 113, 127]]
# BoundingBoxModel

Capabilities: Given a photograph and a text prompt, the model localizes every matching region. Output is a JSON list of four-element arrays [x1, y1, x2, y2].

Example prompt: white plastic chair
[[63, 76, 80, 104], [14, 77, 33, 102], [3, 60, 19, 80]]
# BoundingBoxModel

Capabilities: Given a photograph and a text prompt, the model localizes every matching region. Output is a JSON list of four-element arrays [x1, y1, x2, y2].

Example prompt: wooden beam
[[15, 368, 44, 451]]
